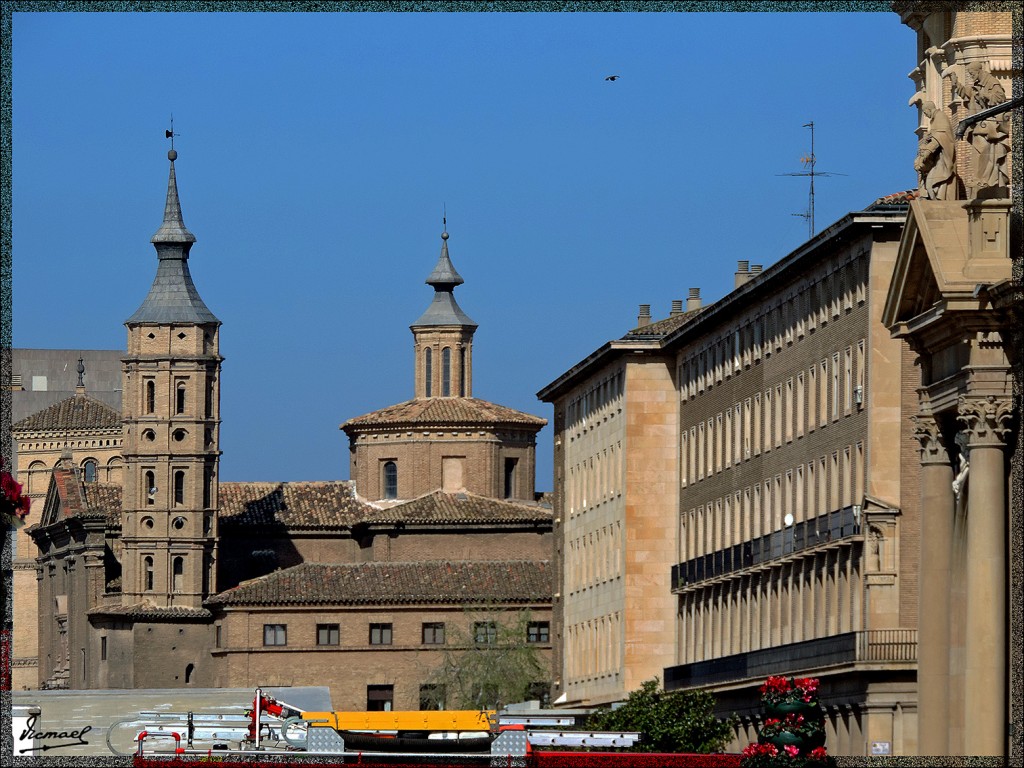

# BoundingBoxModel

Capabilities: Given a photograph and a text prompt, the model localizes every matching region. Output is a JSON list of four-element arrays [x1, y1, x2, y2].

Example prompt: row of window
[[140, 467, 215, 508], [679, 254, 866, 400], [423, 346, 467, 398], [360, 681, 550, 711], [566, 370, 624, 437], [261, 621, 551, 647], [566, 611, 621, 684], [677, 545, 859, 665], [379, 456, 522, 500], [139, 552, 214, 594], [566, 520, 623, 595], [680, 444, 865, 562], [681, 343, 865, 486], [141, 376, 216, 419], [566, 441, 622, 517]]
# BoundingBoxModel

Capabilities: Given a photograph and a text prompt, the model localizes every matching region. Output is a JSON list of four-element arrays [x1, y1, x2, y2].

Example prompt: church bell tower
[[120, 146, 221, 609]]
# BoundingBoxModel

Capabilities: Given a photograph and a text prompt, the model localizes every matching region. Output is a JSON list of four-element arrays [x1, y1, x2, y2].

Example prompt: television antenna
[[777, 121, 846, 239]]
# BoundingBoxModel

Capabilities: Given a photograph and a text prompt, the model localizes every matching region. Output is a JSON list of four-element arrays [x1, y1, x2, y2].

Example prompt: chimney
[[751, 264, 763, 275], [734, 260, 751, 289], [637, 304, 651, 327], [686, 288, 702, 312], [670, 299, 684, 316]]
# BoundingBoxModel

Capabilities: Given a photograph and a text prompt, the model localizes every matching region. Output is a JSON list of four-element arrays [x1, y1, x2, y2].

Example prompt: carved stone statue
[[914, 101, 956, 199], [948, 61, 1010, 191]]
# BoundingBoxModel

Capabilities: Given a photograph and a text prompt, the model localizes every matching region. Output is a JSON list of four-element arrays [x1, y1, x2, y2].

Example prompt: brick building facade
[[22, 148, 553, 709]]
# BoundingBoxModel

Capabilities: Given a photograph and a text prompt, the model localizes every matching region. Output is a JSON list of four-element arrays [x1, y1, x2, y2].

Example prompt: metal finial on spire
[[165, 114, 180, 158], [76, 357, 85, 388], [442, 204, 448, 240]]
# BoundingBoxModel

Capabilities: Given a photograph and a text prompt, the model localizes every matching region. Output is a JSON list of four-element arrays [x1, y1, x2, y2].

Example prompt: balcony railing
[[672, 505, 861, 591], [663, 629, 917, 691]]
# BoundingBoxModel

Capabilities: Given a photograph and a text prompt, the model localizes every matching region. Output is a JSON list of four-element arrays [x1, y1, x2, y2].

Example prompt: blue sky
[[12, 9, 917, 488]]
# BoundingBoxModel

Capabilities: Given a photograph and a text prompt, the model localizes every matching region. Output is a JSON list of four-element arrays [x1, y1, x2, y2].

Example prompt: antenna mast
[[778, 121, 845, 239]]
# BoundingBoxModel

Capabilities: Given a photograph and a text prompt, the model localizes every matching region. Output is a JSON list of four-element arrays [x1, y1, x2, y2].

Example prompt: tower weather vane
[[165, 115, 179, 151], [777, 121, 846, 239]]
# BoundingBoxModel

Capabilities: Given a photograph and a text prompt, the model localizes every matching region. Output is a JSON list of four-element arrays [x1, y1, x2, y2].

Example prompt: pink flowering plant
[[1, 463, 31, 529], [759, 676, 820, 706], [757, 713, 823, 740]]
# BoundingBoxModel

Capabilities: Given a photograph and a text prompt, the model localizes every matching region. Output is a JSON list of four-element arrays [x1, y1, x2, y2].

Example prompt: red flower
[[809, 746, 830, 761], [784, 744, 800, 757]]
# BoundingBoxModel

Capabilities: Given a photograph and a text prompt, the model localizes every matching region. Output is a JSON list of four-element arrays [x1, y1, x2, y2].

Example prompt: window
[[422, 622, 445, 645], [473, 621, 497, 645], [383, 461, 398, 500], [504, 458, 518, 499], [215, 624, 222, 648], [101, 636, 107, 661], [263, 624, 287, 646], [145, 471, 156, 506], [459, 347, 467, 396], [83, 460, 97, 483], [527, 621, 550, 643], [172, 556, 184, 592], [317, 624, 340, 646], [203, 468, 213, 509], [369, 623, 393, 645], [174, 470, 185, 505], [143, 556, 154, 591], [442, 347, 451, 396], [367, 685, 394, 711], [424, 348, 432, 397], [176, 381, 186, 414], [145, 380, 155, 414], [420, 684, 445, 710]]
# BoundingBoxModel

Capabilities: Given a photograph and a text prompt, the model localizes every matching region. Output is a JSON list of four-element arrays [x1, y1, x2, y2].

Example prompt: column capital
[[957, 395, 1014, 448], [911, 415, 952, 465]]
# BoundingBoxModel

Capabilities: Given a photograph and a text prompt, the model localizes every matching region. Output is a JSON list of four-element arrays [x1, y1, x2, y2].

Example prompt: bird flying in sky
[[605, 75, 620, 81]]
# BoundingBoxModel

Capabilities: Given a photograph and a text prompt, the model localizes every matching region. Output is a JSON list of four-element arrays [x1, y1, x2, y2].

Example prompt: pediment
[[882, 199, 973, 331], [38, 466, 86, 527]]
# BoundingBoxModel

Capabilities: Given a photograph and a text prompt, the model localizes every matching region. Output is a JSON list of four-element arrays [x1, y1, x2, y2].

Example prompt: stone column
[[958, 395, 1012, 756], [912, 416, 954, 755]]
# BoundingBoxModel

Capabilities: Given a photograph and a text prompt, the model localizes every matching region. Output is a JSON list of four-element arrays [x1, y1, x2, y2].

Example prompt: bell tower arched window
[[460, 347, 466, 396], [83, 460, 97, 483], [383, 461, 398, 500], [176, 382, 187, 414], [145, 380, 155, 414], [172, 556, 184, 593], [145, 471, 156, 505], [174, 470, 185, 505], [144, 556, 154, 591], [442, 347, 451, 396], [424, 348, 433, 397]]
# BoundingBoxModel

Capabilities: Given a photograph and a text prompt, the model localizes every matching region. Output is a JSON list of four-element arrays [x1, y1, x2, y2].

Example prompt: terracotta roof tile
[[218, 481, 372, 529], [342, 397, 546, 430], [83, 482, 122, 525], [623, 308, 703, 339], [870, 189, 919, 207], [87, 602, 212, 620], [13, 394, 121, 433], [363, 491, 552, 526], [208, 559, 552, 607]]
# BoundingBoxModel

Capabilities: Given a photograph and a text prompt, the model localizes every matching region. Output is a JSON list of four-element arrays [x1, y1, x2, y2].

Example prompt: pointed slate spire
[[151, 149, 196, 244], [413, 223, 476, 328], [126, 148, 219, 325]]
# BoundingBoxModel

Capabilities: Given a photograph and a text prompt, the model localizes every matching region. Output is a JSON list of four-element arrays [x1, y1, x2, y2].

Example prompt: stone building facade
[[886, 5, 1018, 757], [23, 147, 553, 709], [540, 201, 920, 755]]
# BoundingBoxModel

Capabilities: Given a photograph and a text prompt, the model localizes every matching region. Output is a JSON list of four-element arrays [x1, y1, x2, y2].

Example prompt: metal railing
[[664, 629, 917, 691], [672, 505, 861, 590]]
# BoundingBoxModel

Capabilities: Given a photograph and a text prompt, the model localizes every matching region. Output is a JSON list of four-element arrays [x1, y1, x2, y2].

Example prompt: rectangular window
[[504, 457, 518, 499], [743, 399, 752, 458], [785, 378, 794, 443], [753, 394, 762, 455], [422, 622, 445, 645], [844, 347, 853, 414], [317, 624, 340, 646], [420, 684, 445, 711], [474, 621, 497, 645], [369, 623, 393, 645], [819, 360, 829, 427], [215, 624, 222, 649], [263, 624, 287, 647], [796, 373, 805, 438], [832, 353, 841, 421], [774, 384, 783, 447], [101, 636, 107, 661], [367, 684, 394, 712], [527, 621, 550, 644]]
